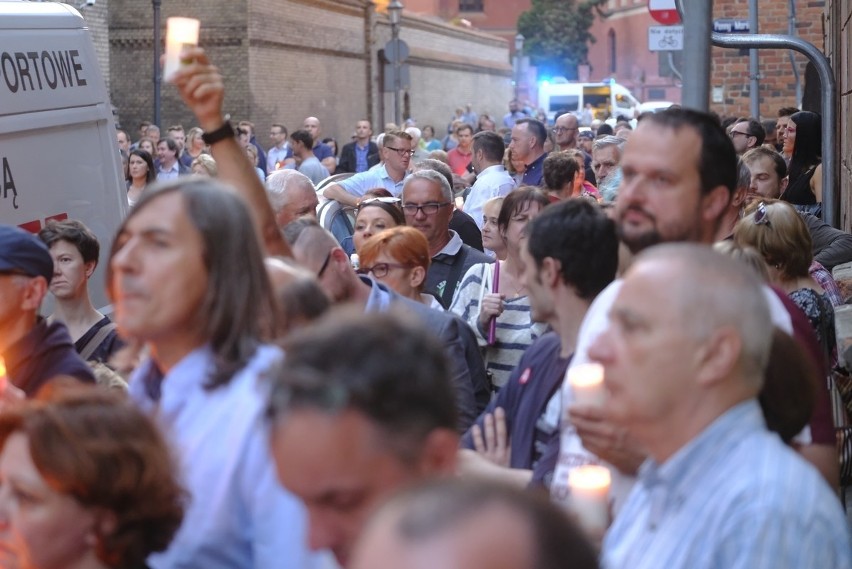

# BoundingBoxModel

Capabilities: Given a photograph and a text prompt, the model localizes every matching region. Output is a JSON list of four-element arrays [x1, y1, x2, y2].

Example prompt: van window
[[549, 95, 579, 114], [615, 94, 631, 109]]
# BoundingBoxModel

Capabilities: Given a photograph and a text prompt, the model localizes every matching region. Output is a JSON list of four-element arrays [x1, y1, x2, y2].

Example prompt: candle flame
[[0, 356, 6, 378], [568, 362, 604, 387], [568, 465, 611, 490]]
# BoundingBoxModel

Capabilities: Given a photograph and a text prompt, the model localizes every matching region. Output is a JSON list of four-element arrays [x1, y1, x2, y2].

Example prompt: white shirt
[[465, 164, 516, 230]]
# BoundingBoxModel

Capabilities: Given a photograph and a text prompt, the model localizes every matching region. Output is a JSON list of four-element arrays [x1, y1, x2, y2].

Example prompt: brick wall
[[108, 0, 510, 145], [79, 0, 110, 94], [709, 0, 826, 119]]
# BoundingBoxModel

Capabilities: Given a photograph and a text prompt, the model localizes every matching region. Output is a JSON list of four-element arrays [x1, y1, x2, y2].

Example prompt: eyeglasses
[[356, 262, 413, 278], [552, 127, 578, 133], [729, 130, 751, 139], [317, 251, 332, 278], [754, 202, 771, 226], [401, 202, 452, 216], [385, 146, 416, 157]]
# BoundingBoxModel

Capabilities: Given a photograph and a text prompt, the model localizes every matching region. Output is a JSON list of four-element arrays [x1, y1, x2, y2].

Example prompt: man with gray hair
[[265, 169, 319, 228], [592, 135, 625, 203], [402, 170, 492, 307], [594, 244, 850, 569]]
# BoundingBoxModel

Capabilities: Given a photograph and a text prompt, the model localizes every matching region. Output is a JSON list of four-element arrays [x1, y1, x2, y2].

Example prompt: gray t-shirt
[[298, 155, 329, 185]]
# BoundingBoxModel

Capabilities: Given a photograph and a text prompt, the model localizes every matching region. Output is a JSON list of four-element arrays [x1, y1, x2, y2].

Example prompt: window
[[459, 0, 484, 12], [608, 29, 616, 75]]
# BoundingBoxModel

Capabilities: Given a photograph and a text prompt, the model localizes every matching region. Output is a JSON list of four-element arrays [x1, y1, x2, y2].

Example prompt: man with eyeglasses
[[0, 224, 94, 397], [554, 112, 596, 184], [323, 130, 413, 207], [729, 118, 765, 155], [402, 170, 492, 307]]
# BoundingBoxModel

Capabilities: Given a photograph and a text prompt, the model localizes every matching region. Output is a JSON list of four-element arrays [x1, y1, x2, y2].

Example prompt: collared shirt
[[521, 152, 547, 187], [503, 110, 527, 128], [354, 142, 370, 173], [550, 280, 796, 514], [603, 400, 851, 569], [267, 144, 292, 174], [128, 345, 317, 569], [157, 161, 181, 181], [339, 164, 407, 197], [465, 164, 516, 229]]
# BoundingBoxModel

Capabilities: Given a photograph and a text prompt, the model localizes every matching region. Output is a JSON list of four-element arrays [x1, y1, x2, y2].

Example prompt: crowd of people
[[1, 44, 851, 569]]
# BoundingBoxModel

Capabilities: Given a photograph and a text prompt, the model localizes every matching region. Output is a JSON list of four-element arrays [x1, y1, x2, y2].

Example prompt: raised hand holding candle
[[568, 362, 606, 407], [567, 464, 611, 537], [163, 17, 200, 82]]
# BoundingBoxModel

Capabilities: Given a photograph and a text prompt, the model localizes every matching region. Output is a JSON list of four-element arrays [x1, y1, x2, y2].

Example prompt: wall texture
[[107, 0, 511, 145]]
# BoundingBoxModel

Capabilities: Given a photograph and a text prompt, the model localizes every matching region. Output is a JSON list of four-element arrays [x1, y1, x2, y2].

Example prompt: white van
[[538, 78, 641, 124], [0, 0, 127, 309]]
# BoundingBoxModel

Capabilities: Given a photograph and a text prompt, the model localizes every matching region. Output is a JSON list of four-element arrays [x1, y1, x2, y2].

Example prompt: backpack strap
[[79, 322, 117, 361]]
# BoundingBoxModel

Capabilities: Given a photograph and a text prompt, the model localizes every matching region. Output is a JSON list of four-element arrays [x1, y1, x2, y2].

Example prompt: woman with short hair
[[0, 383, 184, 569]]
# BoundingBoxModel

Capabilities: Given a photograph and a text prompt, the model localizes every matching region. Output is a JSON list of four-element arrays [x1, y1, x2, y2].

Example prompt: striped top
[[449, 262, 547, 389], [603, 400, 851, 569]]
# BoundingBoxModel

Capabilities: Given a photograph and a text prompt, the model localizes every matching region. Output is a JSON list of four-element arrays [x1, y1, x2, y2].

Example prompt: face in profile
[[0, 433, 101, 569]]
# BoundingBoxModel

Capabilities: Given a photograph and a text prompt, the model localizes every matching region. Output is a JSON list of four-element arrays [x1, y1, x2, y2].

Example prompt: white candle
[[567, 464, 611, 536], [568, 362, 606, 407], [163, 17, 200, 82], [0, 356, 7, 394]]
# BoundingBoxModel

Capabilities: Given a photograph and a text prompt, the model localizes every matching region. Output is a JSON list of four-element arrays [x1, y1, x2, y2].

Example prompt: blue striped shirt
[[603, 400, 851, 569]]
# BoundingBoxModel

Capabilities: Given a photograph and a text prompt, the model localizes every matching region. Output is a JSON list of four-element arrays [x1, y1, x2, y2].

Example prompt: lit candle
[[0, 356, 7, 394], [567, 362, 606, 407], [163, 17, 200, 82], [567, 464, 611, 536]]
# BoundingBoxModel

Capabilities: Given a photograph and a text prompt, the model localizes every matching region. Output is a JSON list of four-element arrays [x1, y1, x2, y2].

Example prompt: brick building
[[107, 0, 511, 143], [825, 0, 851, 230]]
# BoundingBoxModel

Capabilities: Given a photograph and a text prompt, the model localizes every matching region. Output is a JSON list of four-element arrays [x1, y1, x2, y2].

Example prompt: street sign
[[384, 39, 409, 63], [648, 0, 680, 25], [383, 63, 410, 92], [713, 19, 750, 33], [648, 25, 683, 52]]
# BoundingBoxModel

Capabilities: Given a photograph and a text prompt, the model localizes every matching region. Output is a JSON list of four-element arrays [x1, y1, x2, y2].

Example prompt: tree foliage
[[517, 0, 605, 79]]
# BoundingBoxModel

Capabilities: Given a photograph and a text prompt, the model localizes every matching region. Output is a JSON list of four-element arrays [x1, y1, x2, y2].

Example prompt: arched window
[[608, 29, 617, 75]]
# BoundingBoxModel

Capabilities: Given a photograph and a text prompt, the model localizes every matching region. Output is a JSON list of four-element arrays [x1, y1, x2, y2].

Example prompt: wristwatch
[[201, 120, 235, 146]]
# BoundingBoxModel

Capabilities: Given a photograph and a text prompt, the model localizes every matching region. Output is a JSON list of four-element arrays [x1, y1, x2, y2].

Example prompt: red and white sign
[[648, 0, 681, 25]]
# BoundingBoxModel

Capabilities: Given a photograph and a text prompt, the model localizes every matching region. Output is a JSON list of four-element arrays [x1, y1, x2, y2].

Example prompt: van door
[[0, 2, 126, 311]]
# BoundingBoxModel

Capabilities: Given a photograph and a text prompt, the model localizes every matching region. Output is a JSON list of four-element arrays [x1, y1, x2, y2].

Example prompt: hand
[[568, 403, 646, 475], [0, 381, 25, 411], [170, 47, 226, 131], [471, 407, 511, 467], [478, 293, 505, 330]]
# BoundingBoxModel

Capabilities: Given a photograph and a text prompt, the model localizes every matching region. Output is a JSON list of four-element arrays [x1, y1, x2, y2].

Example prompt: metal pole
[[748, 0, 759, 118], [675, 1, 838, 227], [392, 22, 401, 126], [152, 0, 161, 127], [678, 0, 712, 111]]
